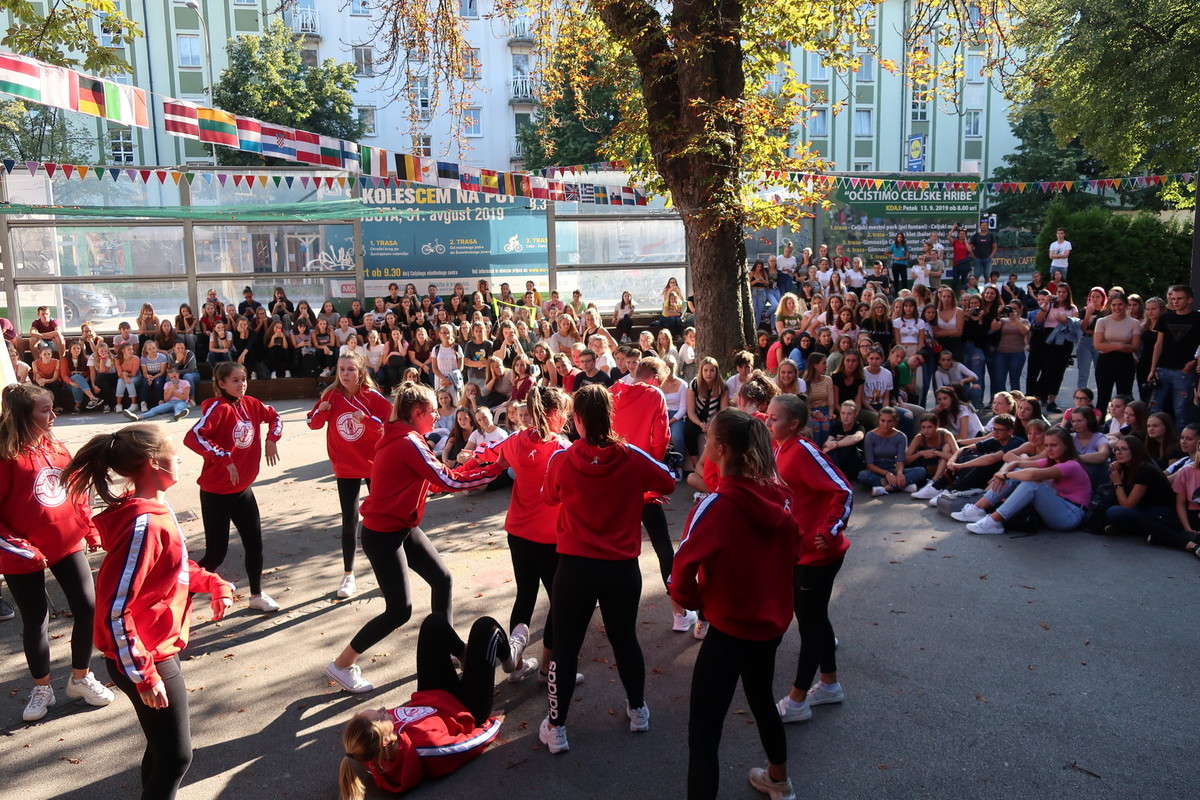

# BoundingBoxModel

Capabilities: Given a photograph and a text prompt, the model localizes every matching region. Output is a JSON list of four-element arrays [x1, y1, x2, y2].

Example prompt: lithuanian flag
[[197, 107, 238, 147]]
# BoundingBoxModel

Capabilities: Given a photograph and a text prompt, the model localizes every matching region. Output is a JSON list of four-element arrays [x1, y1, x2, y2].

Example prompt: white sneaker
[[502, 623, 530, 672], [928, 490, 945, 507], [912, 483, 940, 500], [748, 766, 797, 800], [325, 661, 374, 693], [627, 702, 650, 732], [140, 402, 148, 412], [967, 515, 1006, 535], [22, 684, 55, 721], [336, 573, 356, 598], [693, 620, 709, 640], [507, 657, 540, 683], [775, 695, 812, 723], [951, 504, 987, 523], [693, 492, 710, 503], [248, 593, 280, 612], [902, 483, 918, 493], [806, 681, 845, 706], [64, 672, 114, 706], [871, 486, 888, 497], [539, 717, 569, 753], [672, 610, 698, 632]]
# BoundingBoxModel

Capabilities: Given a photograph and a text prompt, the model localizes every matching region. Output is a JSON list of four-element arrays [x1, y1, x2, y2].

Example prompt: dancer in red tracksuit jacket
[[325, 381, 495, 694], [470, 385, 573, 683], [338, 614, 510, 800], [764, 393, 854, 724], [537, 384, 676, 755], [671, 408, 802, 800], [0, 383, 113, 724], [184, 362, 283, 613], [611, 356, 695, 631], [63, 422, 233, 800], [307, 352, 391, 599]]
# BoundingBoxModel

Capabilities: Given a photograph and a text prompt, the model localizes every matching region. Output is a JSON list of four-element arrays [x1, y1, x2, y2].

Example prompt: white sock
[[820, 681, 840, 691], [784, 695, 807, 709]]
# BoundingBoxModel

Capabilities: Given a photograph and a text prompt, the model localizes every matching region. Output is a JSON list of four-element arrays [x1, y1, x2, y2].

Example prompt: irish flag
[[361, 145, 388, 177], [163, 97, 199, 139], [103, 81, 149, 128], [0, 53, 41, 101], [197, 107, 238, 147]]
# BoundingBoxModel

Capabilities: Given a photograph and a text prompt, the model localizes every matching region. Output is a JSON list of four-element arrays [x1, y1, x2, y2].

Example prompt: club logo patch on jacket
[[33, 466, 67, 507], [232, 420, 255, 449], [336, 411, 366, 442]]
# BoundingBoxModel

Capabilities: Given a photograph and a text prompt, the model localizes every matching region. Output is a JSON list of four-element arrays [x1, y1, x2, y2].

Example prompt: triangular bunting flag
[[171, 172, 183, 185], [139, 169, 152, 183], [285, 176, 295, 188], [2, 159, 13, 174], [25, 160, 38, 176], [218, 174, 228, 187], [272, 176, 281, 187], [201, 173, 213, 184], [61, 164, 75, 179], [156, 170, 168, 184], [76, 165, 89, 180], [125, 168, 138, 182], [44, 163, 57, 178], [232, 174, 244, 187], [257, 175, 268, 188], [108, 167, 121, 181]]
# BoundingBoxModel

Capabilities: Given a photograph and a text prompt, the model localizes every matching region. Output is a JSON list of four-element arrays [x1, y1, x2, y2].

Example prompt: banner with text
[[360, 186, 549, 295]]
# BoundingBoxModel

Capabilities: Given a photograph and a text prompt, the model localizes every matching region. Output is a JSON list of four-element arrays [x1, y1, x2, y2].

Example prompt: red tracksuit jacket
[[306, 387, 392, 479], [611, 381, 669, 460], [359, 421, 494, 532], [671, 476, 802, 640], [184, 395, 283, 494], [543, 440, 676, 561], [774, 436, 853, 566], [366, 690, 502, 793], [92, 498, 231, 691], [0, 439, 97, 575], [490, 429, 569, 545]]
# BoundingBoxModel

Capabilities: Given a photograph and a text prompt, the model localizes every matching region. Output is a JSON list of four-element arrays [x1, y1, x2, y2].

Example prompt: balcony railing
[[511, 137, 525, 159], [509, 18, 534, 44], [509, 75, 536, 102], [290, 9, 319, 36]]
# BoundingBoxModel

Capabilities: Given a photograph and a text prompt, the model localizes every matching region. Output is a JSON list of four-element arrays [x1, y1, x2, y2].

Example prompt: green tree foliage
[[211, 19, 365, 167], [0, 0, 140, 75], [1014, 0, 1200, 173], [0, 100, 95, 163], [517, 53, 621, 171], [1035, 200, 1192, 297]]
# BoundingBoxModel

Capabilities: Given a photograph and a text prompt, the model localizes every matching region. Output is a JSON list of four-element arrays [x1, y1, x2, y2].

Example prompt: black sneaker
[[0, 595, 14, 621], [85, 397, 103, 409], [1046, 402, 1061, 414]]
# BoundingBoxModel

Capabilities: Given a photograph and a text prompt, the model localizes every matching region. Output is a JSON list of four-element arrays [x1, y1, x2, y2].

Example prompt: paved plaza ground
[[2, 399, 1198, 799]]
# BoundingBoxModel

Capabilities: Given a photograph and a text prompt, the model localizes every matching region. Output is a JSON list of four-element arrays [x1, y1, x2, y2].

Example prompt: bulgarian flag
[[0, 53, 42, 102], [318, 135, 343, 168], [362, 145, 388, 177], [75, 74, 106, 117], [234, 116, 263, 153], [103, 81, 149, 128], [162, 97, 200, 139], [293, 130, 321, 164], [197, 107, 238, 147]]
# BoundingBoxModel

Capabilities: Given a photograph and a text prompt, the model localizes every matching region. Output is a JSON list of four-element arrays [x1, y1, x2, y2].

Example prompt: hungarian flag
[[362, 145, 388, 177], [480, 169, 499, 194], [234, 116, 263, 153], [293, 130, 321, 164], [39, 64, 77, 111], [259, 122, 296, 160], [197, 107, 238, 147], [0, 53, 42, 101], [75, 74, 106, 116], [162, 97, 199, 139], [103, 81, 149, 128], [436, 161, 459, 189]]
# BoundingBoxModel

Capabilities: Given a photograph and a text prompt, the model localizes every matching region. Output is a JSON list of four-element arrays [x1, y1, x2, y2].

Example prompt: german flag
[[75, 74, 106, 117]]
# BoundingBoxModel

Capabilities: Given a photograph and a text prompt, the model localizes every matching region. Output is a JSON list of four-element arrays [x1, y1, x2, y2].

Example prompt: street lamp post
[[183, 0, 216, 165]]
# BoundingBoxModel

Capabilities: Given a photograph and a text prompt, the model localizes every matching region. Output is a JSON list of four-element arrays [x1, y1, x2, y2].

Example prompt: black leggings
[[548, 555, 644, 727], [197, 488, 264, 595], [107, 655, 192, 800], [1095, 352, 1135, 415], [507, 534, 557, 650], [1036, 341, 1073, 400], [642, 502, 674, 589], [336, 477, 370, 573], [349, 526, 452, 654], [792, 557, 844, 691], [5, 550, 95, 678], [687, 627, 787, 800], [891, 261, 909, 291], [416, 614, 509, 725]]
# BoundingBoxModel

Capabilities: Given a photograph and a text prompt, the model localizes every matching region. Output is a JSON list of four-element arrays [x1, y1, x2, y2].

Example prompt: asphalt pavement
[[2, 398, 1197, 800]]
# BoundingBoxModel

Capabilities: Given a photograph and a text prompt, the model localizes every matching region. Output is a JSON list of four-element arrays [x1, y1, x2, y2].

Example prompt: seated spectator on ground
[[823, 400, 866, 477], [904, 414, 959, 492], [859, 407, 925, 497], [934, 387, 984, 441], [726, 350, 754, 398], [933, 351, 983, 409], [913, 413, 1025, 503], [1166, 424, 1200, 475], [1145, 412, 1182, 470], [1103, 436, 1177, 536]]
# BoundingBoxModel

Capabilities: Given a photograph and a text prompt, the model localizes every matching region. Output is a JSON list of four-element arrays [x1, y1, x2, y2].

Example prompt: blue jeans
[[1104, 504, 1174, 535], [963, 341, 987, 401], [669, 418, 687, 463], [809, 405, 830, 446], [140, 398, 189, 421], [751, 288, 767, 326], [778, 273, 794, 294], [974, 256, 991, 279], [984, 480, 1085, 530], [181, 371, 200, 389], [994, 350, 1025, 393], [66, 373, 94, 404], [116, 375, 142, 399], [140, 374, 167, 406], [1152, 367, 1197, 426], [765, 288, 781, 318], [858, 467, 927, 489], [1074, 335, 1097, 390], [952, 260, 973, 293]]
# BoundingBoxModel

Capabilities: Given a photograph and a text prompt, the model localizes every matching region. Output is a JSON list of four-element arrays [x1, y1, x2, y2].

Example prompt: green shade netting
[[0, 199, 368, 222]]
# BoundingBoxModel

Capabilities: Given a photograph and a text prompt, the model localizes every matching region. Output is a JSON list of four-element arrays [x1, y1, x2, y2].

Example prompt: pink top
[[1037, 458, 1091, 506], [1045, 305, 1077, 329]]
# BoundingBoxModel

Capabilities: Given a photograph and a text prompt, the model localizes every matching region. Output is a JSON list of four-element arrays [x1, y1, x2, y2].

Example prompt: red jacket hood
[[564, 439, 630, 477], [94, 496, 169, 549], [716, 477, 796, 535]]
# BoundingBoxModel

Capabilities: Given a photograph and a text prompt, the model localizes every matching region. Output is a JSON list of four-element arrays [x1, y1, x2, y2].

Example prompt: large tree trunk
[[682, 211, 752, 371]]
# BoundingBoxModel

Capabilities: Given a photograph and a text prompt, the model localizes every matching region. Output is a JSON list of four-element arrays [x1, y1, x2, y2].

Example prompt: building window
[[413, 136, 432, 157], [412, 76, 431, 119], [459, 0, 478, 18], [463, 107, 482, 137], [808, 52, 828, 82], [177, 34, 201, 68], [100, 0, 124, 48], [854, 162, 872, 172], [964, 109, 982, 138], [464, 47, 481, 79], [966, 54, 984, 83], [356, 106, 377, 136], [968, 3, 982, 25], [911, 91, 929, 122], [300, 47, 318, 69], [109, 127, 134, 164], [234, 0, 257, 5], [808, 108, 828, 138], [350, 0, 371, 14], [354, 46, 374, 77], [857, 52, 875, 82], [854, 109, 873, 137]]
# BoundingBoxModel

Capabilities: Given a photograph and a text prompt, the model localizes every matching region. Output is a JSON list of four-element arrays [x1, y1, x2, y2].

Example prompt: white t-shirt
[[434, 343, 462, 375], [863, 367, 894, 408], [467, 426, 509, 450], [846, 269, 867, 288], [893, 317, 922, 345], [815, 268, 835, 289], [1049, 239, 1071, 269], [726, 373, 746, 397], [909, 264, 930, 289], [776, 254, 798, 276]]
